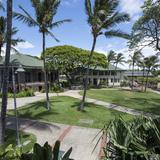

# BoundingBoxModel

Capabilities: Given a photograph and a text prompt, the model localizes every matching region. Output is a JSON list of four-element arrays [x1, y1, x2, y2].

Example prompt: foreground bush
[[0, 140, 73, 160], [103, 117, 160, 160], [0, 88, 35, 98]]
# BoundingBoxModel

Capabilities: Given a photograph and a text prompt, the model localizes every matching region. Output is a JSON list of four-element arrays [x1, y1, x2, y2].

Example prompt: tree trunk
[[0, 44, 2, 57], [113, 64, 117, 87], [42, 32, 50, 110], [77, 36, 97, 111], [141, 67, 145, 92], [144, 70, 150, 92], [131, 62, 135, 90], [0, 0, 12, 145]]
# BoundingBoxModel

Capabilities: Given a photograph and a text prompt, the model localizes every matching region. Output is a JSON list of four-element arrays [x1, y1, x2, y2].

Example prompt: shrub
[[50, 84, 64, 93], [0, 141, 73, 160], [103, 117, 160, 160], [0, 88, 35, 98]]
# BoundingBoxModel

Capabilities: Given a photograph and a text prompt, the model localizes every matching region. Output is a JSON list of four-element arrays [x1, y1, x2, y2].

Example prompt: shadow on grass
[[6, 116, 61, 132]]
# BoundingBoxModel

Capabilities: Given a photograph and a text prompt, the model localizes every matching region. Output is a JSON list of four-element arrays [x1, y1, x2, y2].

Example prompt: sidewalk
[[3, 90, 159, 117]]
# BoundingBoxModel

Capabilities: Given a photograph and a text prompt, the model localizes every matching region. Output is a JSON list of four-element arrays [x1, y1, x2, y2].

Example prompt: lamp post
[[12, 64, 25, 146]]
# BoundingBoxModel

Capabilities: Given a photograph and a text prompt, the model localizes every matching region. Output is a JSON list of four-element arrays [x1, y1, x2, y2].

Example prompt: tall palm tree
[[129, 51, 142, 90], [113, 53, 125, 87], [137, 58, 145, 91], [14, 0, 71, 110], [0, 0, 13, 145], [0, 16, 24, 57], [144, 55, 159, 92], [107, 50, 116, 86], [78, 0, 130, 111]]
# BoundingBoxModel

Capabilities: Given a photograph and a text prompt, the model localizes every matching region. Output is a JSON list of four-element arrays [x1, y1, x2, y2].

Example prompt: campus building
[[0, 53, 58, 91], [0, 53, 126, 91]]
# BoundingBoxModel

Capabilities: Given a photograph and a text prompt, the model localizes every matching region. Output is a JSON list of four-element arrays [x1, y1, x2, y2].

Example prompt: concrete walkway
[[6, 117, 101, 160], [4, 89, 159, 117]]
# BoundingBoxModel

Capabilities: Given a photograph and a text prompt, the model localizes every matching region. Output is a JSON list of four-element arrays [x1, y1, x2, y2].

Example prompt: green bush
[[50, 84, 64, 93], [0, 141, 73, 160], [0, 88, 35, 98], [103, 117, 160, 160]]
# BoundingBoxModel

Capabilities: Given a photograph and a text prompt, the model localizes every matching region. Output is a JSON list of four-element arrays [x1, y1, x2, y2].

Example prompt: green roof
[[0, 53, 43, 69]]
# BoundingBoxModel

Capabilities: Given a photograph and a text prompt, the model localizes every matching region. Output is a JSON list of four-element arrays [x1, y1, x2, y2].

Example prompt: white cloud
[[62, 0, 79, 6], [120, 0, 143, 20], [15, 41, 35, 50]]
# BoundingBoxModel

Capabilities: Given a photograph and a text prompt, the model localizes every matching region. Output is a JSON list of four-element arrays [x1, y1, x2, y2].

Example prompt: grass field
[[80, 89, 160, 114], [0, 129, 36, 153], [8, 96, 133, 129]]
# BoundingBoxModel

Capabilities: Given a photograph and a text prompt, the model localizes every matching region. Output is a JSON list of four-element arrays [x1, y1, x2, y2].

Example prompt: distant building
[[124, 71, 153, 78], [74, 65, 126, 87]]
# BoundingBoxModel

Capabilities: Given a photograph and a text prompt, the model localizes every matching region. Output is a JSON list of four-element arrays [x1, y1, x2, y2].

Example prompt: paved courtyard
[[6, 117, 101, 160]]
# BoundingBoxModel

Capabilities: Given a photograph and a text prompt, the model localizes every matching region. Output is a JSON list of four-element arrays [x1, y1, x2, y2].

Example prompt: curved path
[[5, 89, 159, 117]]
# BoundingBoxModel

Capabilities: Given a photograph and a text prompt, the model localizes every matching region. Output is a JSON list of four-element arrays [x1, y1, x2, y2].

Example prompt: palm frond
[[14, 6, 38, 27], [11, 38, 25, 46], [85, 0, 93, 25], [105, 30, 131, 39], [0, 1, 5, 11], [46, 30, 60, 42], [50, 19, 71, 29], [103, 12, 130, 29]]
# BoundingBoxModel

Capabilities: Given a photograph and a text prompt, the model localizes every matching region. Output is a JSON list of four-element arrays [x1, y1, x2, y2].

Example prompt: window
[[25, 72, 31, 82]]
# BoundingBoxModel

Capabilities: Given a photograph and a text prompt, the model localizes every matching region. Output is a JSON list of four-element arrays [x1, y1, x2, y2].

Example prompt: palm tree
[[0, 16, 24, 57], [107, 50, 116, 86], [144, 55, 159, 92], [78, 0, 130, 111], [14, 0, 71, 110], [113, 53, 125, 87], [129, 51, 142, 90], [0, 0, 13, 145], [137, 58, 145, 91]]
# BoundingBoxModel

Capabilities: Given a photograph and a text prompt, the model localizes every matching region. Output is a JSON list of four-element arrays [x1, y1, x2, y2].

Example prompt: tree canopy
[[45, 45, 107, 85], [129, 0, 160, 51]]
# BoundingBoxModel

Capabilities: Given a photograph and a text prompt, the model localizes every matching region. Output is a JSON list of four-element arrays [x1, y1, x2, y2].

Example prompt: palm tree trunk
[[113, 64, 117, 87], [78, 36, 97, 111], [0, 0, 12, 145], [131, 62, 134, 90], [141, 67, 145, 92], [144, 70, 150, 92], [42, 32, 50, 110], [0, 44, 2, 57]]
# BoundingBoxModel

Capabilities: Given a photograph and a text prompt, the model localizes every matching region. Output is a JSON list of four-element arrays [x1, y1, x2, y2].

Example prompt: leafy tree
[[0, 0, 13, 145], [14, 0, 71, 110], [129, 0, 160, 51], [79, 0, 130, 111], [144, 55, 159, 91], [0, 16, 24, 57], [128, 51, 142, 90], [113, 53, 125, 87], [45, 45, 107, 88]]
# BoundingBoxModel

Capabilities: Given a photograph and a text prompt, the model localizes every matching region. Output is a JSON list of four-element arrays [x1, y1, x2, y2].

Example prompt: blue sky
[[1, 0, 157, 68]]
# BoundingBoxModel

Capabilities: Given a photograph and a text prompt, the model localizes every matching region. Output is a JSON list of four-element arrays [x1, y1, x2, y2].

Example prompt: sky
[[0, 0, 157, 68]]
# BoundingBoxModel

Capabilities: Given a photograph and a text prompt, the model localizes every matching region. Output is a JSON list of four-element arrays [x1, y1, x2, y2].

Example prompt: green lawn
[[81, 89, 160, 115], [8, 96, 133, 129], [0, 129, 36, 153]]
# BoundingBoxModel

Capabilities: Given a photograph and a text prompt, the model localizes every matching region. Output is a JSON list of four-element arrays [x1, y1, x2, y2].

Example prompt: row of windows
[[111, 78, 120, 83]]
